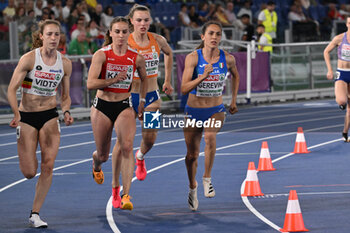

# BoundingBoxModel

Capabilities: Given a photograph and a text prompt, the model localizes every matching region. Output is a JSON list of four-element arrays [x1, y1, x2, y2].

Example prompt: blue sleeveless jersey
[[190, 49, 228, 97]]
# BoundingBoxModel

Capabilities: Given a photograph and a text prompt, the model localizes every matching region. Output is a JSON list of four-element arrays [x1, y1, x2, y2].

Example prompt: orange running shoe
[[112, 186, 121, 208], [135, 150, 147, 181], [92, 158, 104, 184], [121, 194, 133, 210]]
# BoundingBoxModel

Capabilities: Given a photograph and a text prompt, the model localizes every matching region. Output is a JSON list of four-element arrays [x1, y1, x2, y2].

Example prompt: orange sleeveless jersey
[[128, 32, 160, 80], [99, 45, 138, 93]]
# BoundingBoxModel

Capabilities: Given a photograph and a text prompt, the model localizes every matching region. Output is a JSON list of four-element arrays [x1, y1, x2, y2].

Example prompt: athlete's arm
[[181, 51, 213, 95], [226, 52, 239, 115], [87, 50, 127, 90], [324, 33, 342, 80], [7, 52, 34, 127], [136, 53, 147, 120], [155, 33, 174, 95], [61, 56, 73, 126]]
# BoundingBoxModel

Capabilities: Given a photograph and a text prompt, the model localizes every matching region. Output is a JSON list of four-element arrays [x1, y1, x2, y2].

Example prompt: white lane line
[[240, 138, 342, 232], [106, 129, 340, 233]]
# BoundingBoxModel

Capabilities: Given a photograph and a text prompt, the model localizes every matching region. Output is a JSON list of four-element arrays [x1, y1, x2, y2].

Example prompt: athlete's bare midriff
[[19, 93, 57, 112], [338, 59, 350, 69], [96, 89, 131, 102], [187, 94, 223, 108]]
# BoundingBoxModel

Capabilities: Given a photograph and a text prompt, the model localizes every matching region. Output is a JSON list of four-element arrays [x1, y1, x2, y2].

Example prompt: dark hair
[[196, 20, 222, 49], [257, 24, 265, 28], [32, 19, 61, 49], [103, 16, 129, 47]]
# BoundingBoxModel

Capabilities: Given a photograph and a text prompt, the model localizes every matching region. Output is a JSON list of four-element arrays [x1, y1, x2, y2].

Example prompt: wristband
[[63, 110, 71, 116], [140, 98, 146, 103]]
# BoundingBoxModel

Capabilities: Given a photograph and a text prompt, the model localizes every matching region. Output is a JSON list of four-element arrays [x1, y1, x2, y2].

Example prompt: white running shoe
[[203, 177, 216, 198], [188, 185, 199, 211], [29, 213, 48, 228]]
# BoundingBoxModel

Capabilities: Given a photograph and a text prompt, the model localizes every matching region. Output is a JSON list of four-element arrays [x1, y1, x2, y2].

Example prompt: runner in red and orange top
[[125, 4, 173, 182], [87, 16, 147, 211]]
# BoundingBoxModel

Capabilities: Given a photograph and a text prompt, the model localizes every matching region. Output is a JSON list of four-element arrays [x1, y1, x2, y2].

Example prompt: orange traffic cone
[[241, 162, 264, 196], [257, 141, 276, 171], [280, 190, 309, 232], [293, 127, 310, 153]]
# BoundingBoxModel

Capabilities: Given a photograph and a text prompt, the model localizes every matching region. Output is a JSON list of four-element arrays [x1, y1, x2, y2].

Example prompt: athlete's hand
[[114, 71, 128, 83], [138, 102, 145, 121], [9, 115, 20, 128], [326, 71, 334, 80], [203, 64, 214, 79], [64, 113, 74, 126], [162, 82, 174, 95], [229, 103, 238, 115]]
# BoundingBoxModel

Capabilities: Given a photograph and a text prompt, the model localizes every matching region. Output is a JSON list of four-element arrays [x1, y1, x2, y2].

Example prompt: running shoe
[[121, 194, 133, 210], [339, 104, 346, 110], [188, 185, 199, 211], [92, 165, 104, 184], [203, 177, 216, 198], [343, 132, 349, 142], [29, 213, 48, 228], [112, 186, 121, 209], [135, 150, 147, 181]]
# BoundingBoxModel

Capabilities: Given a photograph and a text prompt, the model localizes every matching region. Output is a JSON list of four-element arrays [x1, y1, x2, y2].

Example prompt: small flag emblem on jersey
[[219, 63, 224, 68]]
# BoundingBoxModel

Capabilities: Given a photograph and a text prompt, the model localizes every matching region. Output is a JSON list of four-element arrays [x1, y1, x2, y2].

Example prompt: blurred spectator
[[25, 0, 35, 15], [213, 3, 232, 27], [57, 32, 67, 54], [224, 1, 237, 25], [68, 30, 98, 55], [34, 0, 44, 19], [66, 7, 79, 33], [14, 6, 27, 32], [198, 2, 210, 25], [90, 3, 103, 29], [254, 3, 266, 24], [101, 5, 114, 31], [3, 0, 15, 21], [237, 0, 253, 24], [339, 4, 350, 19], [62, 0, 74, 22], [87, 19, 104, 46], [71, 16, 86, 40], [188, 5, 200, 28], [51, 0, 63, 21], [238, 14, 255, 52], [288, 4, 319, 41], [328, 3, 343, 20], [76, 1, 90, 24], [178, 3, 198, 28], [258, 1, 277, 40], [288, 4, 307, 21], [256, 24, 273, 53]]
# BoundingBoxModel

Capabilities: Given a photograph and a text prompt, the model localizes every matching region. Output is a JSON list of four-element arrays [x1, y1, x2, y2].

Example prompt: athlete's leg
[[115, 107, 136, 196], [17, 123, 39, 179], [32, 118, 60, 213], [335, 80, 348, 108], [343, 86, 350, 141], [203, 112, 225, 178], [183, 122, 203, 189], [139, 100, 161, 155], [90, 107, 113, 171], [112, 140, 122, 189]]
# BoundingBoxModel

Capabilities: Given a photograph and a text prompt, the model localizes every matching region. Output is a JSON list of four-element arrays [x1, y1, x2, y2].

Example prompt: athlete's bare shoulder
[[18, 49, 36, 71]]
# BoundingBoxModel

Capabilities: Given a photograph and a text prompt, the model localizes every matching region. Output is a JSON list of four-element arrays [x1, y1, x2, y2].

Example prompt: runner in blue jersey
[[324, 16, 350, 142], [181, 21, 240, 211]]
